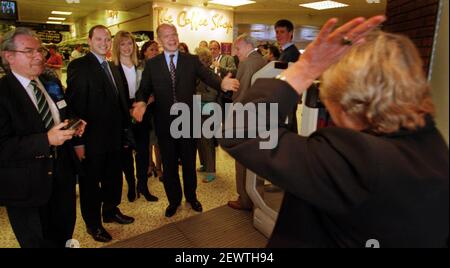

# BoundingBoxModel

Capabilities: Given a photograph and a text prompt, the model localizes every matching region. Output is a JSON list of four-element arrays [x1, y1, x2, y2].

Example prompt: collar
[[91, 51, 106, 64], [246, 48, 258, 58], [282, 42, 295, 51], [164, 50, 179, 59], [12, 71, 33, 90]]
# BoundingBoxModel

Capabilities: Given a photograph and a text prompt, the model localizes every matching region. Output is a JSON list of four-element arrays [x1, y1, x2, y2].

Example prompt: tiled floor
[[0, 147, 239, 248]]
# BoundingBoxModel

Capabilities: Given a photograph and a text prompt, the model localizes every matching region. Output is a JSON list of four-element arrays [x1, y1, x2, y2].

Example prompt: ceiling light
[[51, 11, 72, 15], [208, 0, 256, 7], [46, 21, 62, 24], [48, 17, 66, 21], [299, 1, 348, 10]]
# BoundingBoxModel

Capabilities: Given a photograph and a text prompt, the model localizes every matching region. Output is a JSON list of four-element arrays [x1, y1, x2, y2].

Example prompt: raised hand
[[280, 15, 386, 95]]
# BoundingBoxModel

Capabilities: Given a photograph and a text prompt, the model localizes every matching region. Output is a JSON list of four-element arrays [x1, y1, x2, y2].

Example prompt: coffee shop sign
[[155, 7, 233, 34]]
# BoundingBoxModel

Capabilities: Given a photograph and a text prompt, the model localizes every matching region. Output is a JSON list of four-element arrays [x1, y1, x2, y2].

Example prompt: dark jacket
[[220, 78, 449, 248], [136, 52, 221, 138], [279, 44, 300, 63], [0, 72, 77, 207], [65, 52, 130, 155]]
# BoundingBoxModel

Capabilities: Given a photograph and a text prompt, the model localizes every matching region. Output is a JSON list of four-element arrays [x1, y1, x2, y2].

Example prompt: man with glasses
[[0, 27, 85, 248]]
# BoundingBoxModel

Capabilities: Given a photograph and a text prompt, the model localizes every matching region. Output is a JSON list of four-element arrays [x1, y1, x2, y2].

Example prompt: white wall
[[152, 2, 234, 53], [430, 0, 449, 144]]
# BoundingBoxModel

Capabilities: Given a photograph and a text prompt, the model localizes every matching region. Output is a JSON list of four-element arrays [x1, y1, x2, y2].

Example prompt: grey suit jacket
[[216, 54, 237, 78], [232, 51, 267, 101]]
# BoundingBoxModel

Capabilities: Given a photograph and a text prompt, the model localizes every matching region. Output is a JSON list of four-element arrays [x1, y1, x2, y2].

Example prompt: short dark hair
[[88, 25, 111, 39], [209, 40, 220, 49], [268, 45, 280, 59], [275, 19, 294, 32]]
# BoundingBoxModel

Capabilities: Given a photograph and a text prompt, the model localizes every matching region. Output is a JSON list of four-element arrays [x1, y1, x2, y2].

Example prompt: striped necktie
[[30, 80, 54, 130], [169, 54, 177, 102]]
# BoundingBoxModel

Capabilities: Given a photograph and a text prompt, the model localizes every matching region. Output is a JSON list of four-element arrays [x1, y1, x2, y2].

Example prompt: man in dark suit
[[133, 23, 239, 217], [66, 25, 135, 243], [275, 19, 300, 63], [275, 19, 301, 133], [0, 27, 83, 248]]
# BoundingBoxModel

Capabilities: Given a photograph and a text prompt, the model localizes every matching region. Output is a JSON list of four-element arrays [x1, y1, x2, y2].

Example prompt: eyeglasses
[[8, 47, 48, 58]]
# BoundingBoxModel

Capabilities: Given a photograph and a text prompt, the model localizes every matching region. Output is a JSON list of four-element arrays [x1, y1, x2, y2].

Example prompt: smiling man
[[133, 23, 239, 218], [0, 27, 84, 248], [65, 25, 135, 243]]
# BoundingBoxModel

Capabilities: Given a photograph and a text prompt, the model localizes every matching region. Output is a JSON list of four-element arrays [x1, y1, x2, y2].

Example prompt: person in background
[[178, 42, 190, 54], [275, 19, 301, 134], [209, 40, 236, 78], [66, 25, 135, 243], [0, 27, 85, 247], [132, 24, 239, 218], [70, 44, 84, 61], [275, 19, 300, 63], [139, 40, 163, 181], [195, 47, 218, 183], [198, 40, 208, 49], [112, 31, 158, 203], [46, 45, 63, 79], [221, 16, 449, 248], [141, 40, 160, 61], [228, 33, 267, 211], [264, 44, 281, 62]]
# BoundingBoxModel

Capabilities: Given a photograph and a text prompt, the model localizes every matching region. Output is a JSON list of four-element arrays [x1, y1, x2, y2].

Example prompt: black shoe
[[165, 204, 180, 217], [188, 200, 203, 212], [103, 210, 135, 224], [137, 184, 158, 202], [87, 226, 112, 243]]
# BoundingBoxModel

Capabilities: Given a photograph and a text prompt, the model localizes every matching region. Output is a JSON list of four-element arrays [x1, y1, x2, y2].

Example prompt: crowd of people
[[0, 14, 448, 248]]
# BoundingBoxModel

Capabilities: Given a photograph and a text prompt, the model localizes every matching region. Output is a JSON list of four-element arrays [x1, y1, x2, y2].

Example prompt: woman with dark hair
[[220, 16, 449, 248], [178, 42, 190, 54], [140, 40, 159, 62]]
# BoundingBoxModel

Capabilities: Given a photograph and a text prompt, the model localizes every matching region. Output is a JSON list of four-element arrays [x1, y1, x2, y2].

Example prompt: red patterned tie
[[169, 54, 177, 102]]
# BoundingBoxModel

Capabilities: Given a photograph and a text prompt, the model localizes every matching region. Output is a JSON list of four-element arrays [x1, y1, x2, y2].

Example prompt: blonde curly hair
[[321, 31, 435, 134]]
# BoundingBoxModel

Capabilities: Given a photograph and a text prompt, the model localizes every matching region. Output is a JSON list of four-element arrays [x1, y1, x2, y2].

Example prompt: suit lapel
[[158, 54, 172, 85], [6, 73, 45, 130], [175, 53, 184, 88]]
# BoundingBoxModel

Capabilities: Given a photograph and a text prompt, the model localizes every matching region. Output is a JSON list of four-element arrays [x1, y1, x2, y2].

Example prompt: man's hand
[[132, 101, 147, 122], [73, 119, 87, 137], [212, 61, 220, 69], [220, 73, 239, 92], [47, 122, 76, 146]]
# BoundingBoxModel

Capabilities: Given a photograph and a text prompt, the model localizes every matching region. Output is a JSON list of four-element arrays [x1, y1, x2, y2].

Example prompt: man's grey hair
[[1, 27, 38, 67], [235, 33, 257, 49]]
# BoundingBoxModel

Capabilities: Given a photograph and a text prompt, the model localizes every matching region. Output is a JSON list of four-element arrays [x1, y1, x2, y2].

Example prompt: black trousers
[[79, 151, 122, 229], [133, 113, 151, 188], [158, 137, 197, 205], [7, 159, 76, 248]]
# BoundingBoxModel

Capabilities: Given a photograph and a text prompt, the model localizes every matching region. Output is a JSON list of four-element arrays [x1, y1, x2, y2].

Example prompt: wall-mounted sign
[[36, 31, 63, 44], [153, 2, 234, 52], [16, 22, 71, 32]]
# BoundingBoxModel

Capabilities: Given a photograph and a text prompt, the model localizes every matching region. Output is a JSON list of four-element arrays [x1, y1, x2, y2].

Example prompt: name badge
[[57, 100, 67, 109]]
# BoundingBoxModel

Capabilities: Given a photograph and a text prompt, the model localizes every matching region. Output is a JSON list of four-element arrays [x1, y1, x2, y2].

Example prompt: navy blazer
[[136, 52, 221, 138], [0, 72, 76, 206], [220, 78, 449, 248], [66, 53, 130, 155]]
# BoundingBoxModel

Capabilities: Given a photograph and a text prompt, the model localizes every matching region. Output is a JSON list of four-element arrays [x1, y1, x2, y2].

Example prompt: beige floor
[[0, 147, 239, 248]]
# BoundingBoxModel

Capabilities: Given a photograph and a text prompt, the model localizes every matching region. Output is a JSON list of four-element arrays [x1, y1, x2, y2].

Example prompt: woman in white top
[[112, 31, 158, 203]]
